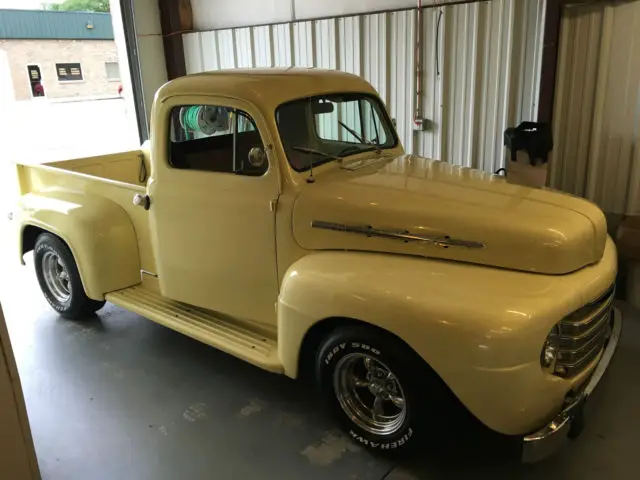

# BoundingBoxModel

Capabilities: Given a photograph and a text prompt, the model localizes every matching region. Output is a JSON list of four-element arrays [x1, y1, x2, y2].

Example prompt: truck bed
[[45, 149, 150, 187], [16, 149, 156, 276]]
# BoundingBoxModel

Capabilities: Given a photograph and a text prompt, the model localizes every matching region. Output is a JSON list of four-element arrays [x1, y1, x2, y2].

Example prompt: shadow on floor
[[2, 260, 640, 479]]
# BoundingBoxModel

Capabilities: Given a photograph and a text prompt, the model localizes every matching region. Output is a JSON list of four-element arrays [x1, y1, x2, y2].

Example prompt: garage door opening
[[0, 5, 140, 165]]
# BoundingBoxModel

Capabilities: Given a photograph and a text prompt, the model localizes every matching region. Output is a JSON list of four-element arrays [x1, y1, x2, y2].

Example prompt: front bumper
[[521, 307, 622, 463]]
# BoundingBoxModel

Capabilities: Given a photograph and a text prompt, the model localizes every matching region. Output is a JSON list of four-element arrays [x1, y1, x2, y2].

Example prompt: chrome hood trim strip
[[311, 220, 485, 250]]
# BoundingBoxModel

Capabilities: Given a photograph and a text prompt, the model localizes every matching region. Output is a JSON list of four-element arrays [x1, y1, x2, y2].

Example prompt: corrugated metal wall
[[550, 1, 640, 216], [183, 0, 545, 173]]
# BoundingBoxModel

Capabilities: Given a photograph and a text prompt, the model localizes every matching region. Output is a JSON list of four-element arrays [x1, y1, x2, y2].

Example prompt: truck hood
[[292, 155, 607, 274]]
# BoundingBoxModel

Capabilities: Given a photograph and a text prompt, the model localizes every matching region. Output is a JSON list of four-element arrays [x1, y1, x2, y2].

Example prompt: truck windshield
[[276, 93, 397, 172]]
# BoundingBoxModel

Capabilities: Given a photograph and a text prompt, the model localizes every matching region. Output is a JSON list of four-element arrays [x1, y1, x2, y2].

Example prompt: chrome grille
[[556, 285, 615, 378]]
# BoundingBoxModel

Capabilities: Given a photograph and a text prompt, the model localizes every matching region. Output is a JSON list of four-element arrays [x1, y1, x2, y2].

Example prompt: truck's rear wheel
[[315, 326, 432, 454], [34, 233, 105, 319]]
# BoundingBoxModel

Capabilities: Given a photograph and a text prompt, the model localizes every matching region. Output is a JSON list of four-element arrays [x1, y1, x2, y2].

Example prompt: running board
[[106, 286, 283, 373]]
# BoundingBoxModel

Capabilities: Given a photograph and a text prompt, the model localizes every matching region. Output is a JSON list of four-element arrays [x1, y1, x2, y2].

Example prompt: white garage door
[[550, 1, 640, 216]]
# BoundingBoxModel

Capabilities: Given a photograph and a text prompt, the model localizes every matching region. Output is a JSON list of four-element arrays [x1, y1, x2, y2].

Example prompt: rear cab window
[[169, 105, 267, 177]]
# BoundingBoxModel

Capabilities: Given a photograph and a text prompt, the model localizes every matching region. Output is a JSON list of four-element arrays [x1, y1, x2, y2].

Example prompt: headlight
[[541, 325, 560, 371]]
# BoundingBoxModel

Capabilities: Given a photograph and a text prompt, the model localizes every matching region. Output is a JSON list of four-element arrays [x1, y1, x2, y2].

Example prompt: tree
[[50, 0, 110, 13]]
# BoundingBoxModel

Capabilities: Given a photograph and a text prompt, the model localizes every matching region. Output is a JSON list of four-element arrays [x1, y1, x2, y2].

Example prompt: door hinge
[[270, 198, 278, 212]]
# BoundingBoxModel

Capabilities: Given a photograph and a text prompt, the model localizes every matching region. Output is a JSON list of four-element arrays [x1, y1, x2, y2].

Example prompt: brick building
[[0, 9, 120, 101]]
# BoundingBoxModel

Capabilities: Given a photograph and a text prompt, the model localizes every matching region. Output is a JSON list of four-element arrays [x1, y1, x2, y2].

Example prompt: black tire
[[315, 326, 440, 454], [34, 233, 105, 319]]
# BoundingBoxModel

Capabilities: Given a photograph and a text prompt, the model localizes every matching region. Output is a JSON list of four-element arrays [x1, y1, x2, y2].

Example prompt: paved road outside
[[0, 97, 139, 165]]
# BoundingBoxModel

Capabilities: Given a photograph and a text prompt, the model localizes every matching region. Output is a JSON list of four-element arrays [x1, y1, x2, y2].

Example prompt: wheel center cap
[[369, 383, 385, 396]]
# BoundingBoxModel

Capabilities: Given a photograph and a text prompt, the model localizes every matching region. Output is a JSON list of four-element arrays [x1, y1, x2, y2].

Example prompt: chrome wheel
[[333, 353, 407, 436], [41, 250, 71, 303]]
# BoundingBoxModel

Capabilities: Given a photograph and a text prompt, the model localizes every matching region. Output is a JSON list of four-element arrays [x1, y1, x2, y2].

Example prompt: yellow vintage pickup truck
[[13, 69, 621, 462]]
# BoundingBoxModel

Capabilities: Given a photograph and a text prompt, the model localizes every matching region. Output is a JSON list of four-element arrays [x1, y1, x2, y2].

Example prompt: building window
[[56, 63, 83, 81], [105, 62, 120, 81]]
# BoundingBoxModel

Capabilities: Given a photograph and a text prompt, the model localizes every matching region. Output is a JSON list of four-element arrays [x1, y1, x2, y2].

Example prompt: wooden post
[[158, 0, 193, 80], [536, 0, 563, 124]]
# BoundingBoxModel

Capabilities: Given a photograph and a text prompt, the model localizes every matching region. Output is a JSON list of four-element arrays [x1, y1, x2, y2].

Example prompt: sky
[[0, 0, 63, 9]]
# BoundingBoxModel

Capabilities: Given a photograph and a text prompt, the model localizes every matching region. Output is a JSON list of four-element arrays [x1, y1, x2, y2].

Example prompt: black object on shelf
[[504, 122, 553, 166]]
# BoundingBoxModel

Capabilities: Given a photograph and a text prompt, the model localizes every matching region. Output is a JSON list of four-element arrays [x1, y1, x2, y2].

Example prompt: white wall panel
[[476, 1, 513, 174], [551, 2, 640, 215], [517, 0, 546, 123], [293, 21, 314, 66], [362, 13, 388, 105], [253, 26, 273, 67], [201, 31, 220, 71], [389, 10, 416, 154], [315, 19, 337, 69], [441, 4, 477, 167], [338, 16, 361, 75], [217, 30, 236, 69], [184, 0, 545, 175], [183, 33, 204, 75], [415, 7, 443, 159], [273, 24, 293, 67], [235, 28, 254, 68]]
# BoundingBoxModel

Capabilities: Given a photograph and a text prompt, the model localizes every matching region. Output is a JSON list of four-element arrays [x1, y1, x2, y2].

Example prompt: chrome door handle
[[133, 194, 151, 210]]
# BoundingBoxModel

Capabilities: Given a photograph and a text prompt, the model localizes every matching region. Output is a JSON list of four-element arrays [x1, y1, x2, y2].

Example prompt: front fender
[[278, 251, 547, 378], [277, 247, 616, 435], [19, 190, 140, 300]]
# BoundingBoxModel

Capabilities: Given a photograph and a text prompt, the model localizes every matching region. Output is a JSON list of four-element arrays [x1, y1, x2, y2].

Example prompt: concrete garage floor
[[2, 256, 640, 479]]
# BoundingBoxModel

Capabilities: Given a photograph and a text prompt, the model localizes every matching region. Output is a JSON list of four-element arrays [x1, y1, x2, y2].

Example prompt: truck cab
[[14, 69, 621, 462]]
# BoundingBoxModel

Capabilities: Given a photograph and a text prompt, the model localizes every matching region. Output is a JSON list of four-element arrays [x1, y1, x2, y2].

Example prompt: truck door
[[147, 97, 280, 325]]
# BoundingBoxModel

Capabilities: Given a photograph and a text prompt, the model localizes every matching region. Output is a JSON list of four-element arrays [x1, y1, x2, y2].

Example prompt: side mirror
[[248, 147, 266, 168]]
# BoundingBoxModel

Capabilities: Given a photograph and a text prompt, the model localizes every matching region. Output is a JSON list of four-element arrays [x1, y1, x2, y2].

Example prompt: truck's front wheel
[[315, 326, 431, 453], [34, 233, 105, 319]]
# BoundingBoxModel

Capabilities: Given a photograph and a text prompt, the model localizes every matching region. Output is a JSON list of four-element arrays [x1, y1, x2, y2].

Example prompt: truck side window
[[168, 105, 267, 177]]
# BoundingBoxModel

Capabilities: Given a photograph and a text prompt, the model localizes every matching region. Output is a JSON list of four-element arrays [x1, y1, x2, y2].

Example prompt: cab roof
[[155, 68, 379, 111]]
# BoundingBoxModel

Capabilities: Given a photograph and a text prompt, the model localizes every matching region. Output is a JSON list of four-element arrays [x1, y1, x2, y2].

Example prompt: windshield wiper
[[338, 120, 383, 149], [292, 146, 343, 184], [338, 145, 381, 157], [291, 146, 343, 161], [338, 121, 365, 143]]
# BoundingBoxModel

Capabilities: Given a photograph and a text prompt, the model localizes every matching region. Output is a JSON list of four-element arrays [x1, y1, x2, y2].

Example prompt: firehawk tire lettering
[[317, 328, 422, 455], [349, 429, 413, 449]]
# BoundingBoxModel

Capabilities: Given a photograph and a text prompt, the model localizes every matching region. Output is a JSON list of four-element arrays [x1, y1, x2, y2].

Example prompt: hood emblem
[[311, 221, 485, 250]]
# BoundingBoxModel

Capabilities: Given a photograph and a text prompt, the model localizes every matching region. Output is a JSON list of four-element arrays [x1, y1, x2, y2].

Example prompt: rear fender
[[19, 189, 140, 300]]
